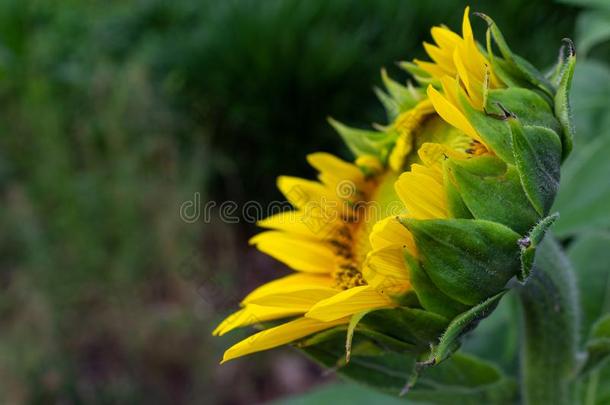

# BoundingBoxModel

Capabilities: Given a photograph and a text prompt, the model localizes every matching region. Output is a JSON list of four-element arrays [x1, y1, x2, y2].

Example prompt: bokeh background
[[1, 0, 609, 404]]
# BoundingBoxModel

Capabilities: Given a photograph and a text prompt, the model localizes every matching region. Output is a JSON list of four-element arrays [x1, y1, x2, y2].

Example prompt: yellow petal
[[418, 142, 468, 168], [307, 152, 364, 189], [414, 59, 447, 78], [257, 211, 331, 239], [427, 84, 479, 141], [423, 42, 455, 75], [461, 6, 473, 42], [369, 216, 415, 254], [277, 176, 333, 210], [249, 231, 336, 273], [247, 285, 338, 310], [220, 317, 348, 363], [213, 305, 304, 336], [395, 168, 448, 219], [305, 285, 394, 322], [243, 273, 334, 304], [363, 246, 411, 295], [431, 26, 461, 50], [453, 48, 471, 92]]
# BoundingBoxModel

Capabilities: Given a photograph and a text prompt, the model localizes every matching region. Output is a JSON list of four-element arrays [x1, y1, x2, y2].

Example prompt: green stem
[[517, 235, 580, 405], [584, 370, 599, 405]]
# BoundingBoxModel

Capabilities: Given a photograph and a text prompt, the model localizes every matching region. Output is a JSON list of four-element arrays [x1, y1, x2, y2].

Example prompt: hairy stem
[[518, 235, 580, 404]]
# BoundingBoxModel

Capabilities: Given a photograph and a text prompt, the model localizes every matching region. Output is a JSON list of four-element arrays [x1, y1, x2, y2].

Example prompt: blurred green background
[[0, 0, 608, 404]]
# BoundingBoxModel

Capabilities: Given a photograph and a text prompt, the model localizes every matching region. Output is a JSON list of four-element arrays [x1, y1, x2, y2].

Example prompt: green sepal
[[446, 157, 540, 235], [509, 119, 562, 215], [475, 12, 554, 96], [379, 69, 420, 113], [579, 314, 610, 376], [426, 291, 506, 365], [519, 213, 559, 281], [360, 307, 449, 349], [399, 218, 521, 306], [459, 88, 560, 165], [553, 39, 576, 161], [547, 39, 571, 88], [398, 61, 435, 86], [328, 117, 395, 162], [442, 160, 473, 219], [374, 87, 401, 122], [403, 250, 470, 319]]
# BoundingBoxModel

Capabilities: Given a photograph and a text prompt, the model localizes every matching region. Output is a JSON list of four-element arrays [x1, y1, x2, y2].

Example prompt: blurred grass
[[0, 0, 583, 403]]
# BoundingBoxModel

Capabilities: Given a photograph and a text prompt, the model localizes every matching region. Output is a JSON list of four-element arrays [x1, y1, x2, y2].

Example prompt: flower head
[[214, 7, 576, 390]]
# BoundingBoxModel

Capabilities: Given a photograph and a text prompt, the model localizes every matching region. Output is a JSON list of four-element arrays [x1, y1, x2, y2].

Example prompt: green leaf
[[567, 231, 610, 338], [557, 0, 610, 11], [575, 9, 610, 57], [270, 382, 411, 405], [399, 218, 521, 306], [302, 333, 418, 396], [427, 291, 506, 365], [446, 157, 540, 235], [569, 60, 610, 147], [509, 120, 562, 215], [553, 133, 610, 236], [407, 353, 517, 404], [276, 354, 517, 405], [328, 117, 395, 161], [303, 332, 517, 404], [580, 314, 610, 375]]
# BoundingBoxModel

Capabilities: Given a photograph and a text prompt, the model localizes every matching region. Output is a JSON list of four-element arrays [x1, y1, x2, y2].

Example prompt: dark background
[[0, 0, 607, 404]]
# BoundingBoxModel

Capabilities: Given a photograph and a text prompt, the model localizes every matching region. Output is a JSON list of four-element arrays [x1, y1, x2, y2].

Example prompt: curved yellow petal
[[247, 285, 338, 309], [305, 285, 394, 322], [461, 6, 473, 42], [423, 42, 454, 74], [242, 273, 334, 304], [249, 231, 336, 273], [220, 317, 348, 363], [257, 211, 331, 239], [414, 59, 447, 78], [307, 152, 364, 189], [395, 168, 448, 220], [431, 26, 461, 50], [427, 84, 479, 141], [213, 305, 304, 336], [369, 216, 415, 254], [277, 176, 334, 210], [363, 246, 411, 295], [417, 142, 468, 168]]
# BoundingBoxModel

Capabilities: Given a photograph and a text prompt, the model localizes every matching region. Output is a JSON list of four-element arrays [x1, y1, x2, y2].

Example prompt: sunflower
[[214, 6, 572, 367]]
